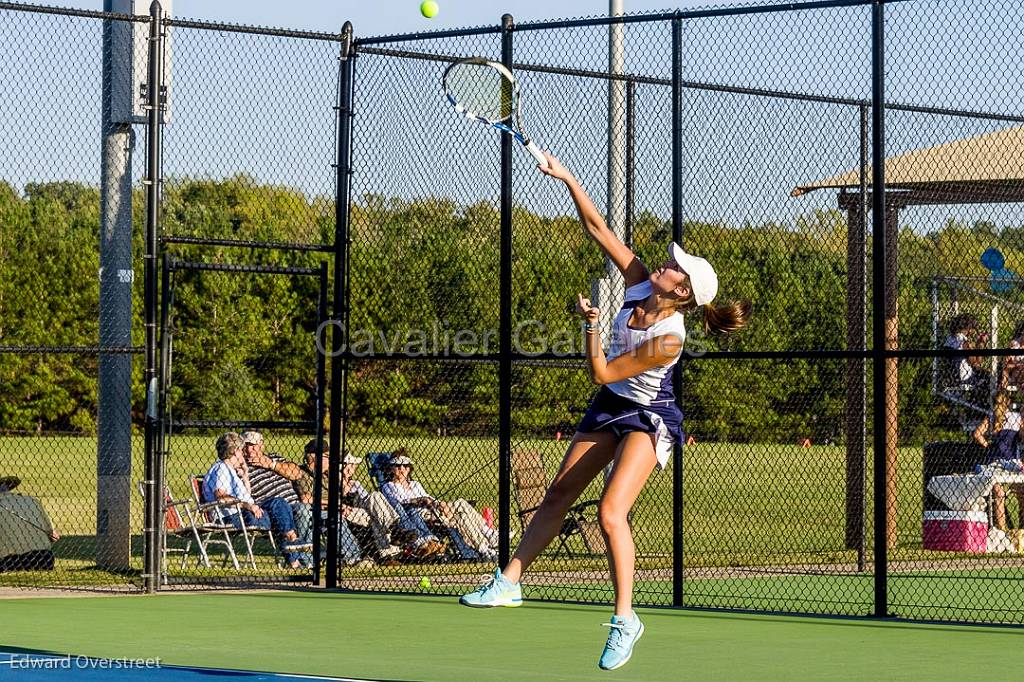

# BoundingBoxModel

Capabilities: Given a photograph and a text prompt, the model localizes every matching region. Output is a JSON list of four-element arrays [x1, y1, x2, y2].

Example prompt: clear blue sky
[[32, 1, 719, 36], [9, 0, 1024, 236]]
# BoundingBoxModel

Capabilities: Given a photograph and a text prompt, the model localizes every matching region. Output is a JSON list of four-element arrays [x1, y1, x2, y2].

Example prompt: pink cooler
[[922, 511, 988, 553]]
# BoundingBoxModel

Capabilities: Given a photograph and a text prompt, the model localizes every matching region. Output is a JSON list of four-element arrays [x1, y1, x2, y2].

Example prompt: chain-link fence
[[340, 0, 1024, 624], [151, 12, 338, 588], [3, 0, 1024, 624], [0, 1, 338, 592], [0, 4, 148, 591]]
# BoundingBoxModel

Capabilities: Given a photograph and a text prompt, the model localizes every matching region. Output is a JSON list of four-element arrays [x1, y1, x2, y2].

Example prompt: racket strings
[[445, 63, 515, 123]]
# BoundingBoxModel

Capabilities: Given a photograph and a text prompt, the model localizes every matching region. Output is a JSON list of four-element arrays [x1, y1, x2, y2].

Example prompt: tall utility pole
[[594, 0, 627, 335], [98, 0, 171, 572], [97, 0, 136, 570]]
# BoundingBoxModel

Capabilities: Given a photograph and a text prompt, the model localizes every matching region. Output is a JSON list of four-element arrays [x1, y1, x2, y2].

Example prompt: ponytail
[[702, 299, 752, 335]]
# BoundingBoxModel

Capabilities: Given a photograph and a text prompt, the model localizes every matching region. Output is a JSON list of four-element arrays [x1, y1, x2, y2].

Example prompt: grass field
[[1, 435, 1022, 622], [1, 591, 1021, 681]]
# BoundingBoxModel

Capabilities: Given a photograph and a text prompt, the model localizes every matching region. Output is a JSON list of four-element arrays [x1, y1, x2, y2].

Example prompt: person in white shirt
[[460, 152, 751, 671], [202, 432, 267, 530], [941, 314, 988, 398], [382, 453, 497, 562]]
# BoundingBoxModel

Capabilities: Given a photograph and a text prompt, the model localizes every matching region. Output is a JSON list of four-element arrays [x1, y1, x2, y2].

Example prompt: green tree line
[[1, 176, 1021, 445]]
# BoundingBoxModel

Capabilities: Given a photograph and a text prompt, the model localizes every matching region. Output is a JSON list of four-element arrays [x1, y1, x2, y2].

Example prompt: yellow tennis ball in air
[[419, 576, 431, 590], [420, 0, 439, 18]]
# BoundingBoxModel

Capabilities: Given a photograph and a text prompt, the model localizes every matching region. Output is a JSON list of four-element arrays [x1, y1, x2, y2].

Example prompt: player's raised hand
[[576, 293, 600, 323], [537, 152, 573, 181]]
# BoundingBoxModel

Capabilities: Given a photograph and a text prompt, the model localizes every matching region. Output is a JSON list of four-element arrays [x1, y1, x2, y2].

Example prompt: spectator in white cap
[[233, 431, 311, 568], [383, 450, 498, 562], [0, 475, 60, 572], [460, 151, 751, 671], [295, 441, 444, 566]]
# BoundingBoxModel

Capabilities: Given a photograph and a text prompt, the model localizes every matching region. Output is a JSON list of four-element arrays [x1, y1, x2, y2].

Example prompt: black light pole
[[312, 261, 329, 586], [870, 0, 890, 618], [498, 13, 515, 565], [670, 13, 685, 608], [624, 79, 635, 249], [327, 21, 356, 589]]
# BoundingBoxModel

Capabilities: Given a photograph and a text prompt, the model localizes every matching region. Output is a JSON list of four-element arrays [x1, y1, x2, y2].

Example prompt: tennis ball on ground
[[419, 576, 431, 590], [420, 0, 439, 18]]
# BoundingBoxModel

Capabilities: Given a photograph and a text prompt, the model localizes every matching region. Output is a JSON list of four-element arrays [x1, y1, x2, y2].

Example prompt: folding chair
[[187, 473, 277, 570], [365, 451, 394, 491], [511, 449, 605, 557], [136, 481, 213, 582]]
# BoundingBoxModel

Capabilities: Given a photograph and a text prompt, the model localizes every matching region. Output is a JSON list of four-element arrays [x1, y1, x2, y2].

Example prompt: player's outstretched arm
[[539, 152, 649, 287]]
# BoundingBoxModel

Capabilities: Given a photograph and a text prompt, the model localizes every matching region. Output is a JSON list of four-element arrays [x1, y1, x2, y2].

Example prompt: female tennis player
[[460, 152, 751, 671]]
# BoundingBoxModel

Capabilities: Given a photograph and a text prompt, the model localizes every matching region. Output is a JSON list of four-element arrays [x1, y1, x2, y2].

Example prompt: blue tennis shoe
[[598, 611, 644, 670], [459, 567, 522, 608]]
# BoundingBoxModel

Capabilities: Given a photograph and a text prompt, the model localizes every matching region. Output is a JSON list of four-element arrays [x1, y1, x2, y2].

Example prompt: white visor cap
[[668, 242, 718, 306]]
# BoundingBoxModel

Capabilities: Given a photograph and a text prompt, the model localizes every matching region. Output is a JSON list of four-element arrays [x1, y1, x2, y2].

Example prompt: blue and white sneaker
[[598, 612, 644, 670], [459, 568, 522, 608]]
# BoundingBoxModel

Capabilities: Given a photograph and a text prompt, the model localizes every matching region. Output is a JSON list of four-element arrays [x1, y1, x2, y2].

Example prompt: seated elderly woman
[[381, 451, 498, 562]]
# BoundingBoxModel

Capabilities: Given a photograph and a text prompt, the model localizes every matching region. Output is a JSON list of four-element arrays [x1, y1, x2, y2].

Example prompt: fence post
[[313, 262, 329, 586], [498, 13, 515, 566], [143, 0, 165, 594], [328, 21, 356, 590], [870, 0, 890, 618], [624, 79, 635, 249], [843, 104, 868, 570], [670, 12, 684, 608]]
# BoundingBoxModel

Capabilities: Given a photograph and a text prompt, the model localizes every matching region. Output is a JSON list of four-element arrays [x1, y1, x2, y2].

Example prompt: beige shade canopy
[[791, 124, 1024, 204]]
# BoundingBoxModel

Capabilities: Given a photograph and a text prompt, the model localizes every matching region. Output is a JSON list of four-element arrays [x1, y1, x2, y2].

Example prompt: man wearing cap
[[0, 476, 59, 572], [295, 440, 371, 567], [238, 431, 313, 568], [296, 441, 445, 564]]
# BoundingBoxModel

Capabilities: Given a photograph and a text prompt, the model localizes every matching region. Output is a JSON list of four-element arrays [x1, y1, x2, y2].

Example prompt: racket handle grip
[[524, 141, 548, 168]]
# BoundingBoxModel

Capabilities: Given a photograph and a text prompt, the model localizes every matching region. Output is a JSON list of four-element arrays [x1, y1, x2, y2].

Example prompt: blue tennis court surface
[[0, 651, 369, 681]]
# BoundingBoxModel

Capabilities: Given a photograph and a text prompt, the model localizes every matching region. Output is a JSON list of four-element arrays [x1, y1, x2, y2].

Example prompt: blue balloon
[[981, 247, 1005, 271]]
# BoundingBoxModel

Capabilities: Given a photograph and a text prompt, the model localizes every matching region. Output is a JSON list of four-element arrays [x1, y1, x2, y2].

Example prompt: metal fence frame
[[2, 0, 1023, 624], [337, 0, 1024, 623]]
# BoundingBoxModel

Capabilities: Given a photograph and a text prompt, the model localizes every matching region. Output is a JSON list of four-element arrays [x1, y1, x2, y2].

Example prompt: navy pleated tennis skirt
[[576, 386, 684, 468]]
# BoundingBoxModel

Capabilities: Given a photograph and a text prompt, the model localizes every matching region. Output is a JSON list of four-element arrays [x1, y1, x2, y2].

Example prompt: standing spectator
[[974, 393, 1024, 530], [941, 314, 990, 436], [1002, 321, 1024, 390], [941, 314, 988, 398]]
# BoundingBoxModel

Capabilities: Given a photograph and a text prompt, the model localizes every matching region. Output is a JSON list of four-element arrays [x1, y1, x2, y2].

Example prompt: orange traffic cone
[[800, 438, 812, 448], [686, 435, 696, 446]]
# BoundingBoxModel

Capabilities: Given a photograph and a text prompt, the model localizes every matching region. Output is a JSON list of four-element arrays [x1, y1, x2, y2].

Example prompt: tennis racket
[[442, 57, 549, 169]]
